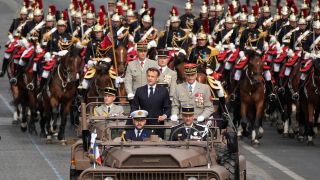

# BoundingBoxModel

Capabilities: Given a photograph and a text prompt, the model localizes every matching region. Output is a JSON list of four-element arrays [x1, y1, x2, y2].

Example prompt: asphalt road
[[0, 0, 320, 180]]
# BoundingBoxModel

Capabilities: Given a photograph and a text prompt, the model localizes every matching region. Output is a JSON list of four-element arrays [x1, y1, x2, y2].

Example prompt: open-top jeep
[[70, 102, 246, 180]]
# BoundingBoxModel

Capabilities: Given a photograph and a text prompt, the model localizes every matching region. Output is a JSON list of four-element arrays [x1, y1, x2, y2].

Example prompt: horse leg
[[239, 101, 249, 138], [306, 103, 315, 145], [27, 93, 38, 135], [20, 103, 28, 132], [58, 100, 73, 144], [47, 97, 59, 142], [255, 101, 264, 142]]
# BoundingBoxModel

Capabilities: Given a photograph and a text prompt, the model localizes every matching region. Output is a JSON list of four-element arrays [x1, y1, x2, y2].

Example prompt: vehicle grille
[[80, 171, 219, 180]]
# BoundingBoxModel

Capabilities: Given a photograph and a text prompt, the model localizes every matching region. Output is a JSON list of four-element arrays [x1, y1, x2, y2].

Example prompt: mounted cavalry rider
[[180, 0, 195, 31], [192, 1, 211, 35], [157, 7, 189, 55], [125, 7, 139, 35], [0, 3, 29, 77], [269, 5, 290, 37], [277, 6, 299, 47], [257, 1, 272, 31], [134, 13, 158, 51], [37, 14, 78, 97], [9, 5, 45, 85]]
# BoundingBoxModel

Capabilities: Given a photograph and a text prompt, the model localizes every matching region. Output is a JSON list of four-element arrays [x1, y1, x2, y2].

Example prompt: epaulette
[[207, 46, 219, 56], [159, 30, 165, 38]]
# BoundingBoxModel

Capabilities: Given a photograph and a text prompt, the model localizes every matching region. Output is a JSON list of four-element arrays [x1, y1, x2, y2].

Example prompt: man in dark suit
[[125, 110, 151, 141], [130, 67, 171, 137], [170, 105, 208, 141]]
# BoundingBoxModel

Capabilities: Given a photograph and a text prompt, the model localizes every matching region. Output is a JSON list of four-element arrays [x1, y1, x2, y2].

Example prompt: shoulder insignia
[[84, 68, 96, 79]]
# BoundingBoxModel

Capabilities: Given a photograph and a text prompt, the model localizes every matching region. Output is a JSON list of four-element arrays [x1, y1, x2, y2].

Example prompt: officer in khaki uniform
[[171, 64, 214, 122], [124, 41, 158, 99], [157, 50, 177, 98], [94, 87, 125, 117]]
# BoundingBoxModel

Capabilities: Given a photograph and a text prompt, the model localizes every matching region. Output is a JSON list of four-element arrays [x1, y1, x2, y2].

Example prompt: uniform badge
[[195, 93, 204, 108], [163, 75, 172, 84]]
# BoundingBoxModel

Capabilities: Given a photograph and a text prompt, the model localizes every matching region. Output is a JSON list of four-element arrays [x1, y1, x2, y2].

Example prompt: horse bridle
[[245, 68, 263, 86], [57, 64, 77, 90]]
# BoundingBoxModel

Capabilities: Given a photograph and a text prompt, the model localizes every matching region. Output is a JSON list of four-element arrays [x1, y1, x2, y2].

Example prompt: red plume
[[171, 6, 179, 16], [277, 6, 282, 15], [90, 4, 95, 13], [127, 0, 131, 5], [292, 5, 298, 15], [79, 3, 84, 12], [85, 0, 91, 6], [203, 0, 209, 5], [72, 0, 79, 10], [228, 4, 234, 16], [36, 0, 43, 9], [24, 0, 30, 8], [63, 9, 68, 21], [242, 5, 248, 13], [150, 7, 156, 17], [130, 2, 136, 10], [144, 0, 149, 9], [286, 0, 294, 8], [302, 9, 308, 18], [253, 5, 259, 16], [48, 5, 56, 16], [202, 19, 209, 34], [99, 5, 106, 15], [257, 0, 263, 7], [117, 5, 123, 15], [98, 12, 104, 26]]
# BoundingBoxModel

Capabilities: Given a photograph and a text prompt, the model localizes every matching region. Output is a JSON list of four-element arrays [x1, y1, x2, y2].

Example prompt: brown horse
[[291, 59, 320, 145], [42, 47, 82, 144], [239, 50, 265, 147], [116, 34, 129, 104], [86, 61, 114, 103]]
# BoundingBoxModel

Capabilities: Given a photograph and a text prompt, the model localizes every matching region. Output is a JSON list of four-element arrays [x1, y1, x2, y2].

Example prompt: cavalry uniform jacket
[[9, 18, 25, 34], [127, 20, 140, 35], [124, 59, 158, 94], [304, 32, 320, 54], [291, 29, 310, 51], [21, 19, 44, 38], [158, 67, 177, 98], [239, 28, 264, 51], [84, 37, 113, 62], [215, 28, 235, 46], [134, 26, 158, 43], [172, 81, 214, 119], [46, 31, 73, 52], [39, 26, 54, 47], [180, 13, 195, 30], [269, 18, 288, 36], [188, 46, 212, 64], [94, 104, 125, 117], [277, 25, 298, 46], [170, 123, 207, 141], [157, 28, 189, 50]]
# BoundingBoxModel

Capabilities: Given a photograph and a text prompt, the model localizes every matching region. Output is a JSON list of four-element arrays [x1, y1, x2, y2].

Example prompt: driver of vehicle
[[125, 110, 152, 141], [170, 105, 208, 141]]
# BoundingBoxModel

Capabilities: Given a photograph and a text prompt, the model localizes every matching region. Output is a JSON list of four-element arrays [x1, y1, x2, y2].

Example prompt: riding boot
[[266, 80, 276, 101], [37, 78, 47, 97], [292, 79, 305, 100], [0, 58, 9, 77], [9, 64, 24, 85]]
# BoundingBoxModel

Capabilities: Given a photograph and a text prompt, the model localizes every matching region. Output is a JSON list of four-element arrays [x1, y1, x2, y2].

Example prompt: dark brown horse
[[86, 61, 114, 103], [239, 50, 265, 147], [291, 59, 320, 145], [116, 33, 129, 104], [42, 47, 82, 144]]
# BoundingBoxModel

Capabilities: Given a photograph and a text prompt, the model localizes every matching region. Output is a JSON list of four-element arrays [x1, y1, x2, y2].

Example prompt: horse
[[239, 50, 265, 147], [116, 32, 129, 104], [42, 46, 82, 144], [291, 58, 320, 145], [86, 60, 114, 103]]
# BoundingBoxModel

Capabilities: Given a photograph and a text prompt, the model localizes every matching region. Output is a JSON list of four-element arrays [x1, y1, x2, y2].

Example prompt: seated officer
[[94, 87, 124, 118], [125, 110, 151, 141], [170, 105, 208, 141]]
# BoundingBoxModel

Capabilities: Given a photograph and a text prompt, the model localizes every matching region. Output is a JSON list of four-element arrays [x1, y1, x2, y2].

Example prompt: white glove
[[101, 57, 112, 63], [115, 76, 124, 84], [128, 34, 134, 42], [304, 52, 311, 59], [270, 35, 277, 44], [206, 120, 212, 127], [20, 38, 29, 48], [44, 52, 51, 62], [263, 42, 268, 51], [75, 41, 84, 49], [206, 68, 213, 75], [147, 40, 157, 49], [239, 51, 245, 58], [35, 46, 43, 54], [87, 60, 96, 68], [287, 49, 294, 57], [197, 116, 205, 122], [170, 114, 178, 122], [229, 43, 235, 52], [8, 34, 14, 43], [57, 50, 68, 57], [178, 49, 187, 56], [127, 93, 135, 100]]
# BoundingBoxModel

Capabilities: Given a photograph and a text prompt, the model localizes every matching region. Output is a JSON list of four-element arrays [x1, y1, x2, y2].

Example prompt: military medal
[[195, 93, 204, 107]]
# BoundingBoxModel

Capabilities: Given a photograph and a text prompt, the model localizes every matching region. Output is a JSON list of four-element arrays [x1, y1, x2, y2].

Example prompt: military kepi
[[137, 41, 148, 51], [104, 87, 117, 96], [157, 49, 169, 57], [181, 105, 194, 114], [130, 110, 148, 119], [184, 63, 197, 74]]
